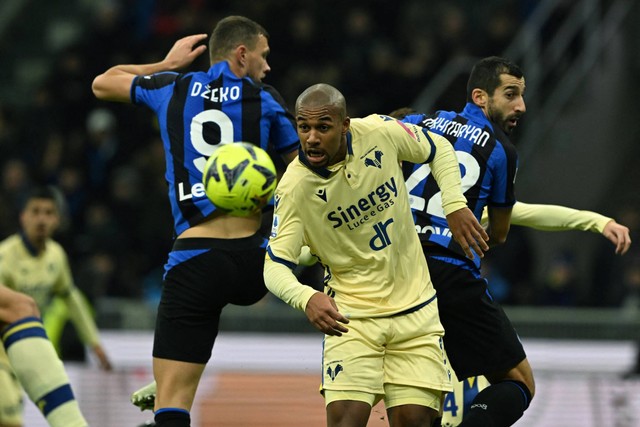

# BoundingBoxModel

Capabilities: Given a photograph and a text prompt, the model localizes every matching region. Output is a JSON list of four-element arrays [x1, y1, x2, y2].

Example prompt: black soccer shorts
[[423, 246, 527, 380], [153, 233, 268, 364]]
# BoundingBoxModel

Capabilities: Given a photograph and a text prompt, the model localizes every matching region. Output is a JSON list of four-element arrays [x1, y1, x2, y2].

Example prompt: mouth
[[305, 149, 327, 166]]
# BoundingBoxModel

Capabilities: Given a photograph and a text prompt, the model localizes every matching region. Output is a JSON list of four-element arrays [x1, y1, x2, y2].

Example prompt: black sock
[[459, 380, 532, 427], [155, 408, 190, 427]]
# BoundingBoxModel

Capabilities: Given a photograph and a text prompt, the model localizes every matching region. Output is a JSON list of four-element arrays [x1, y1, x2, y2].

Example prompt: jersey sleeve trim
[[266, 246, 297, 270], [421, 129, 436, 164]]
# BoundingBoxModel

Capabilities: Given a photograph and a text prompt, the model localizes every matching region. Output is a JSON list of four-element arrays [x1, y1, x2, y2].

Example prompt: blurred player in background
[[0, 186, 112, 427], [92, 15, 299, 427], [264, 83, 489, 427], [0, 285, 88, 427]]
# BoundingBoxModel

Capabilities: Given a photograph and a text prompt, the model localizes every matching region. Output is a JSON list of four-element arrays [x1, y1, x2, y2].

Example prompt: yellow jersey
[[266, 114, 466, 318]]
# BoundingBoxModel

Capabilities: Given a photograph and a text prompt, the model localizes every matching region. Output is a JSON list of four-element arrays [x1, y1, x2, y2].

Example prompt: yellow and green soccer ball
[[202, 142, 277, 217]]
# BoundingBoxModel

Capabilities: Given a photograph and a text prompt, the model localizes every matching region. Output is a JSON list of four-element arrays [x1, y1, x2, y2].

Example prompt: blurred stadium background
[[1, 0, 639, 425]]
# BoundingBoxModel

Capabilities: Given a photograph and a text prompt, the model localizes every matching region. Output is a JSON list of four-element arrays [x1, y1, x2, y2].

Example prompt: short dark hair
[[22, 186, 60, 211], [209, 16, 269, 63], [466, 56, 524, 102], [387, 107, 417, 120]]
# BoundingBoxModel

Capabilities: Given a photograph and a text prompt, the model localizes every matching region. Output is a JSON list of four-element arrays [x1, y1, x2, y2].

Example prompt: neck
[[20, 232, 45, 255], [226, 59, 245, 79]]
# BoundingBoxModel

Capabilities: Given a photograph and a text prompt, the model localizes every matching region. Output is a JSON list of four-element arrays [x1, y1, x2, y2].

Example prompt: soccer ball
[[202, 142, 277, 217]]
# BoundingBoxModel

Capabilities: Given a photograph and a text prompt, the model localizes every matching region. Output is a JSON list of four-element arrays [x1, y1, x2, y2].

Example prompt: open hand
[[446, 207, 490, 259], [304, 293, 349, 336], [603, 220, 632, 255]]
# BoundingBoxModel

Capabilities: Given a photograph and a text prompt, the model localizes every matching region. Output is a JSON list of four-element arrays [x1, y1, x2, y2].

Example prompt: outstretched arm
[[65, 288, 113, 371], [481, 202, 632, 255], [602, 220, 632, 255], [92, 34, 208, 102]]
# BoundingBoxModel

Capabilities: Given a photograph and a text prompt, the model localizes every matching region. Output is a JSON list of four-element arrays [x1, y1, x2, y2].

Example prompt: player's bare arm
[[92, 34, 208, 102], [91, 344, 113, 371], [486, 206, 512, 247], [602, 220, 632, 255], [446, 207, 490, 259], [304, 293, 349, 336]]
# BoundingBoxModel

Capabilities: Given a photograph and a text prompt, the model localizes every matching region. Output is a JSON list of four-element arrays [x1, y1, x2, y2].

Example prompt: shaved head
[[294, 83, 350, 168], [295, 84, 347, 119]]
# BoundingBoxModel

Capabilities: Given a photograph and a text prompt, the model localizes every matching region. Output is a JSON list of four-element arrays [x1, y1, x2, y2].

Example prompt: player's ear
[[342, 117, 350, 135], [235, 45, 247, 66], [471, 88, 488, 107]]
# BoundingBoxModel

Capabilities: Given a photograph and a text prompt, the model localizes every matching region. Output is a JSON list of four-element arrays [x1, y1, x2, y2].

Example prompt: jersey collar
[[462, 102, 514, 145], [462, 103, 494, 132], [19, 231, 39, 257], [209, 61, 256, 85]]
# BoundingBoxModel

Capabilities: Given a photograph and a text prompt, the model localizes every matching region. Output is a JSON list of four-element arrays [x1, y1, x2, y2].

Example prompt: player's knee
[[515, 363, 536, 398], [526, 377, 536, 399], [387, 405, 439, 427], [487, 362, 535, 398]]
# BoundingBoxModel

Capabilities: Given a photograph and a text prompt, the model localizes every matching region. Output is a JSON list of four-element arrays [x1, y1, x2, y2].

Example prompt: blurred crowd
[[0, 0, 638, 310]]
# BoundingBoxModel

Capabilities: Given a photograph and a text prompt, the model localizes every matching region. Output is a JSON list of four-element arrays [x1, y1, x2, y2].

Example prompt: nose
[[306, 129, 321, 144], [516, 96, 526, 113], [264, 61, 271, 74]]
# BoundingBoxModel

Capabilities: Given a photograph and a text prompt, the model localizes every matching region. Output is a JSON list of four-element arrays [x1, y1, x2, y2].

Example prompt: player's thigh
[[154, 243, 228, 364], [326, 399, 372, 427], [0, 363, 22, 427], [154, 235, 268, 363], [386, 400, 440, 427], [322, 317, 387, 398], [225, 244, 268, 306], [384, 302, 450, 410], [427, 257, 525, 379]]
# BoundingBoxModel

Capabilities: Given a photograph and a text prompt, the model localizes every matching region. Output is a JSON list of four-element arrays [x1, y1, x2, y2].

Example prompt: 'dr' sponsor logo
[[369, 218, 394, 250]]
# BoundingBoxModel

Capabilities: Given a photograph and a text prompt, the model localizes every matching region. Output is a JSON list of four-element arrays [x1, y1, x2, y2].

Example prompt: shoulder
[[351, 114, 416, 138], [274, 163, 311, 213], [278, 160, 308, 191], [256, 83, 291, 111], [259, 82, 284, 98], [401, 113, 428, 125], [134, 71, 182, 90], [491, 126, 518, 159], [46, 239, 66, 255], [0, 234, 20, 253]]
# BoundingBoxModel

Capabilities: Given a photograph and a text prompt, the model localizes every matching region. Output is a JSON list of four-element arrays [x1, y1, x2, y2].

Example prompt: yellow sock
[[1, 317, 88, 427]]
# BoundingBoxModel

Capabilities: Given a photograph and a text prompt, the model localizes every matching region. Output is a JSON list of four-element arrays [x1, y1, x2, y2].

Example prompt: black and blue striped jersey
[[131, 61, 299, 236], [402, 103, 518, 264]]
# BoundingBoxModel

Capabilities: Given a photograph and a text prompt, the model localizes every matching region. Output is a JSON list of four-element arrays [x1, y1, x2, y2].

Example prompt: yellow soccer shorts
[[322, 300, 452, 410]]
